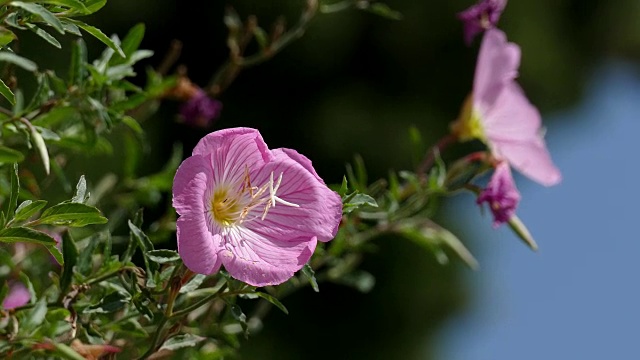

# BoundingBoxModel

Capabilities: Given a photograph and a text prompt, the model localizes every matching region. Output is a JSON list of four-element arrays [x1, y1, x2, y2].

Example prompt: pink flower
[[172, 128, 342, 287], [477, 162, 520, 227], [180, 89, 223, 128], [451, 29, 561, 186], [457, 0, 506, 45], [2, 281, 30, 309]]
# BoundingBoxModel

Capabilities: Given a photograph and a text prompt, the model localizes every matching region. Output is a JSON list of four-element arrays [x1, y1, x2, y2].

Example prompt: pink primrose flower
[[452, 28, 561, 186], [2, 281, 30, 309], [173, 128, 342, 287], [477, 162, 520, 227], [457, 0, 507, 45]]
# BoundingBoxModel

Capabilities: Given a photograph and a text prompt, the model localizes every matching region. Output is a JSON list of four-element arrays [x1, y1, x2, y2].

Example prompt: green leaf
[[38, 203, 108, 227], [63, 19, 125, 58], [117, 23, 145, 61], [0, 28, 16, 47], [60, 19, 80, 35], [37, 0, 88, 12], [83, 291, 130, 314], [230, 304, 248, 335], [30, 125, 50, 174], [0, 227, 56, 245], [70, 175, 87, 203], [0, 78, 15, 104], [338, 176, 348, 197], [23, 297, 47, 331], [0, 146, 23, 163], [18, 271, 35, 304], [10, 1, 64, 34], [69, 38, 87, 86], [301, 264, 319, 292], [146, 249, 180, 264], [13, 200, 47, 222], [364, 3, 403, 20], [128, 220, 156, 280], [160, 334, 206, 352], [60, 231, 77, 294], [0, 282, 8, 307], [179, 274, 206, 293], [255, 292, 289, 314], [508, 215, 538, 251], [46, 242, 63, 265], [7, 163, 18, 222], [50, 342, 86, 360], [0, 51, 37, 71], [26, 24, 61, 48]]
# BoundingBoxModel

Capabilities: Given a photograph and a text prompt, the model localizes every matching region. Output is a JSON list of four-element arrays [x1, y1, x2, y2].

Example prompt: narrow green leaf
[[46, 242, 63, 265], [13, 200, 47, 222], [39, 203, 108, 227], [70, 175, 87, 203], [0, 28, 16, 47], [146, 249, 180, 264], [0, 227, 56, 245], [10, 1, 64, 34], [119, 23, 145, 59], [7, 163, 18, 222], [59, 231, 77, 294], [0, 146, 23, 163], [179, 274, 206, 293], [0, 282, 8, 307], [83, 292, 129, 314], [0, 51, 37, 71], [64, 19, 125, 58], [338, 176, 348, 197], [50, 342, 86, 360], [30, 126, 50, 174], [37, 0, 88, 12], [18, 271, 35, 304], [128, 220, 156, 279], [301, 264, 319, 292], [76, 233, 97, 274], [26, 24, 61, 48], [23, 297, 47, 330], [160, 334, 206, 352], [68, 38, 87, 86], [230, 304, 248, 335], [60, 20, 80, 35], [0, 78, 15, 104], [508, 215, 538, 251], [255, 292, 289, 314]]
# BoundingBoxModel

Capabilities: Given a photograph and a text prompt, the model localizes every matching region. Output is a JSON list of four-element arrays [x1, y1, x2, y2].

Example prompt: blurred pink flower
[[2, 281, 30, 309], [179, 89, 222, 128], [452, 28, 561, 186], [457, 0, 506, 45], [172, 128, 342, 286], [477, 162, 520, 227]]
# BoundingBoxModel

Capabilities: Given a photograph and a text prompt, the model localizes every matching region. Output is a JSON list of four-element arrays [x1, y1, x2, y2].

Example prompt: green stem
[[169, 283, 229, 319]]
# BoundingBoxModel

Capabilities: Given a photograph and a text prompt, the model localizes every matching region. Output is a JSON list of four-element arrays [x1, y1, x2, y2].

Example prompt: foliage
[[0, 0, 550, 359]]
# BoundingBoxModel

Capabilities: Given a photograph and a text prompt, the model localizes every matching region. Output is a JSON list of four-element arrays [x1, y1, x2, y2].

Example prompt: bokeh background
[[25, 0, 640, 358]]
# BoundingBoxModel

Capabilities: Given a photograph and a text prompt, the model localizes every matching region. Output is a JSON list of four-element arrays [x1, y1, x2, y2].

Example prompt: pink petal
[[3, 282, 30, 309], [485, 84, 562, 186], [172, 155, 209, 216], [177, 214, 223, 275], [474, 28, 521, 113], [246, 154, 343, 242], [192, 127, 273, 163], [220, 227, 316, 287]]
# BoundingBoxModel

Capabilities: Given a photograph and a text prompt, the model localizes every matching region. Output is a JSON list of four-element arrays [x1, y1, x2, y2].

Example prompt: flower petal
[[192, 127, 272, 162], [246, 154, 342, 242], [484, 84, 562, 186], [173, 154, 209, 216], [177, 213, 223, 275], [474, 28, 521, 113], [2, 282, 30, 309], [220, 227, 316, 287]]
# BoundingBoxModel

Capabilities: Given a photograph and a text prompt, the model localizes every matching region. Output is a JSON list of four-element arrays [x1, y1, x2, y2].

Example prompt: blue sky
[[437, 61, 640, 360]]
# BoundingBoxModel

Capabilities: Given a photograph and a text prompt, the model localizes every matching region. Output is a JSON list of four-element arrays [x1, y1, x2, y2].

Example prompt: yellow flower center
[[450, 94, 486, 142], [208, 170, 299, 228]]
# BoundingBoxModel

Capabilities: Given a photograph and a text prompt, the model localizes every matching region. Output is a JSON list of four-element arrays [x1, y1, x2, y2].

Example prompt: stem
[[85, 266, 138, 286], [207, 0, 320, 96], [416, 133, 457, 176], [169, 283, 228, 319]]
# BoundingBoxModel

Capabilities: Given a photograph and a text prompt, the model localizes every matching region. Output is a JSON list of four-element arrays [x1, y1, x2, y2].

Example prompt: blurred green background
[[20, 0, 640, 358]]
